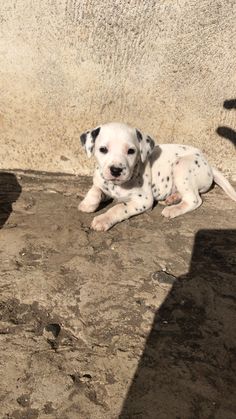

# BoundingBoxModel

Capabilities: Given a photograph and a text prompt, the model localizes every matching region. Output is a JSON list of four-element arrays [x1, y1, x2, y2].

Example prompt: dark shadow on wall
[[0, 172, 22, 229], [120, 229, 236, 419], [216, 99, 236, 147], [223, 99, 236, 110]]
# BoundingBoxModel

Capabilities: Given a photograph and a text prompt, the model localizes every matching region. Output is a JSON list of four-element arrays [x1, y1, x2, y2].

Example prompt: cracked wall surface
[[1, 0, 236, 176]]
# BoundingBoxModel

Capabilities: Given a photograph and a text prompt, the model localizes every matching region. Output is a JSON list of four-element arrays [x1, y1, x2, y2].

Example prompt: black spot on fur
[[158, 172, 160, 176], [138, 194, 142, 197], [152, 184, 155, 188], [167, 176, 169, 181], [136, 129, 143, 142], [143, 206, 146, 209], [161, 178, 164, 182], [124, 202, 127, 206], [195, 160, 198, 165], [165, 184, 168, 188], [91, 127, 101, 141], [125, 210, 128, 214]]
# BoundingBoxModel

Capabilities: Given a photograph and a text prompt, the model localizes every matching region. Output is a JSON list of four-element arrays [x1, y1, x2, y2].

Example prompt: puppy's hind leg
[[161, 156, 202, 218], [161, 191, 202, 218]]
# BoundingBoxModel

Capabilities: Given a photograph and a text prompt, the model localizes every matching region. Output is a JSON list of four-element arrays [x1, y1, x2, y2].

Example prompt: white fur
[[79, 122, 236, 231]]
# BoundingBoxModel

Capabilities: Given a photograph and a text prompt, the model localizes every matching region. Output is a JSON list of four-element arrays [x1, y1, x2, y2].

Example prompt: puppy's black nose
[[110, 166, 123, 177]]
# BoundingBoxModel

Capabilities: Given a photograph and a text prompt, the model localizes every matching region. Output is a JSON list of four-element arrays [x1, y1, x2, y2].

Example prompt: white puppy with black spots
[[79, 122, 236, 231]]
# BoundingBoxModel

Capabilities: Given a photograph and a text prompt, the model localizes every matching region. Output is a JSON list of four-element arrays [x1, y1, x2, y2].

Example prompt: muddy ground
[[0, 171, 235, 419]]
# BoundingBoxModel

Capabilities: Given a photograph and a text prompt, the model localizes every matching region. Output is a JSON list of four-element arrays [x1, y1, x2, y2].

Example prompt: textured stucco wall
[[1, 0, 236, 176]]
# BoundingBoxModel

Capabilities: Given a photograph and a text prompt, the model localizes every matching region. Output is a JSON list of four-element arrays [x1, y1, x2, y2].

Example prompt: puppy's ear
[[136, 129, 155, 162], [80, 126, 101, 158]]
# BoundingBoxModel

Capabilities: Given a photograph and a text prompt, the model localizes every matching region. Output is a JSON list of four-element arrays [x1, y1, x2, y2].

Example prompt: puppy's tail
[[212, 167, 236, 202]]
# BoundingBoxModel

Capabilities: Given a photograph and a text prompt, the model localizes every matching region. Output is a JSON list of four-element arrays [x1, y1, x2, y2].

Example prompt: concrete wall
[[1, 0, 236, 177]]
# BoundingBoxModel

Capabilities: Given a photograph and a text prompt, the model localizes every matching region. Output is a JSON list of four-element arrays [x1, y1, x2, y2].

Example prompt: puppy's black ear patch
[[136, 129, 143, 142], [146, 135, 155, 150], [80, 126, 101, 158], [91, 127, 101, 142], [139, 132, 156, 162], [80, 132, 87, 146]]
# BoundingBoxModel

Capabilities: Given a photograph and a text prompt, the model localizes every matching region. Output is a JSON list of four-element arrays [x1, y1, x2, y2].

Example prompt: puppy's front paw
[[91, 214, 112, 231], [161, 205, 181, 218], [78, 199, 97, 213]]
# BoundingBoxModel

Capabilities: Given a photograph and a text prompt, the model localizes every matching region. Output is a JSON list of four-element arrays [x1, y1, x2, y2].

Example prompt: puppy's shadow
[[96, 198, 113, 212], [0, 172, 22, 228]]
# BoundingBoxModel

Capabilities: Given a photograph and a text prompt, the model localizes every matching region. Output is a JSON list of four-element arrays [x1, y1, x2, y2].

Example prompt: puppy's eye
[[127, 148, 136, 155], [99, 147, 108, 154]]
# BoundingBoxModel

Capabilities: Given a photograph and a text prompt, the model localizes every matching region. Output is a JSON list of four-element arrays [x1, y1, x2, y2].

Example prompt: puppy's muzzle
[[110, 166, 123, 178]]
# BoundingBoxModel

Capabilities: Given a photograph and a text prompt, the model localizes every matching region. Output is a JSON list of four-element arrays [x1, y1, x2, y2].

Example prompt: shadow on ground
[[216, 99, 236, 147], [120, 229, 236, 419], [0, 172, 22, 228]]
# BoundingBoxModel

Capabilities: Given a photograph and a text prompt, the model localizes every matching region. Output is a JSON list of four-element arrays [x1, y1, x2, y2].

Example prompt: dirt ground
[[0, 171, 235, 419]]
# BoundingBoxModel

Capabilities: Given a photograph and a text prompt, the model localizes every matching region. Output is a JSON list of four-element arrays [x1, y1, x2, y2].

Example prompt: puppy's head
[[80, 122, 155, 184]]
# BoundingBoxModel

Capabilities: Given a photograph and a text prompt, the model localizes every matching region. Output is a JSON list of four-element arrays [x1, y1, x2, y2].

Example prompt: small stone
[[17, 394, 30, 407], [151, 271, 176, 285], [51, 224, 61, 232], [45, 189, 57, 194], [43, 323, 61, 341], [43, 401, 54, 414], [60, 155, 69, 161]]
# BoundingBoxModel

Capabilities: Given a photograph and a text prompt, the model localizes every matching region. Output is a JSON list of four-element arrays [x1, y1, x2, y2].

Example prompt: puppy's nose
[[110, 166, 123, 177]]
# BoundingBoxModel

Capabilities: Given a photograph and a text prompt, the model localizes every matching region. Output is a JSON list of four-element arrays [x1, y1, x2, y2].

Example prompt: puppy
[[79, 122, 236, 231]]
